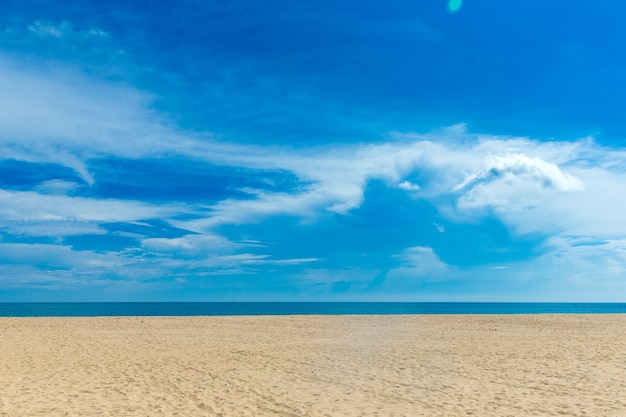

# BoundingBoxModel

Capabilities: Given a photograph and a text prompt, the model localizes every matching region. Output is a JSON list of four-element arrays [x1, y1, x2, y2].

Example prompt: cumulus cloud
[[175, 135, 596, 239], [454, 153, 584, 192]]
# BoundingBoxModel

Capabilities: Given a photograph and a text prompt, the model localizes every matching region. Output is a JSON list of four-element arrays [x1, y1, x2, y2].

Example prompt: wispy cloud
[[26, 21, 109, 39], [391, 246, 448, 276], [1, 219, 104, 238], [0, 189, 186, 222]]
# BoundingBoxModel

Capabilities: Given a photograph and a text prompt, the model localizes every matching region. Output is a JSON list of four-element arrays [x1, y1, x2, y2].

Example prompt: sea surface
[[1, 302, 626, 317]]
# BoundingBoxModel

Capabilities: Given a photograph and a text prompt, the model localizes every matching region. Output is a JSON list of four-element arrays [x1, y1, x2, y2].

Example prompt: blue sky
[[2, 0, 626, 301]]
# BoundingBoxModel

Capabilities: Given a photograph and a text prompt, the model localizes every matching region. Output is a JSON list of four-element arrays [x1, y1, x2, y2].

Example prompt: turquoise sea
[[1, 302, 626, 317]]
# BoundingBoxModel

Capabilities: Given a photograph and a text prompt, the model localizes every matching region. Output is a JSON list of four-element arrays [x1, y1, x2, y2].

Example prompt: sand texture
[[1, 315, 626, 416]]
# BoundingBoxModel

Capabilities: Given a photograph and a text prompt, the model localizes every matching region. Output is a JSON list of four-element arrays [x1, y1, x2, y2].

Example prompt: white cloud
[[0, 189, 187, 222], [250, 257, 318, 265], [0, 238, 313, 289], [365, 246, 451, 292], [193, 253, 316, 267], [0, 53, 438, 227], [391, 246, 448, 276], [452, 153, 626, 238], [454, 153, 584, 192], [398, 180, 420, 191], [27, 21, 69, 38], [35, 180, 81, 195], [140, 235, 317, 276], [173, 134, 597, 240], [142, 234, 237, 257], [469, 237, 626, 301], [0, 242, 126, 270]]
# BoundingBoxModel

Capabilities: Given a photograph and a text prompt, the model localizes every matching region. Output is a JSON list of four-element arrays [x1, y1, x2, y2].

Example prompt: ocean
[[1, 302, 626, 317]]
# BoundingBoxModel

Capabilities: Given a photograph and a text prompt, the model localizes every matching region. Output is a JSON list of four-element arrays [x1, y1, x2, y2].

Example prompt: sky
[[2, 0, 626, 301]]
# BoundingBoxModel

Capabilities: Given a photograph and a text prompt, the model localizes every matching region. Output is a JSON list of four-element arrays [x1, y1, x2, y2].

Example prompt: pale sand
[[1, 315, 626, 416]]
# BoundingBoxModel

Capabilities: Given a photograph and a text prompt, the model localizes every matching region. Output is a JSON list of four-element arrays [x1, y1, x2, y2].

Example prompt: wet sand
[[1, 315, 626, 416]]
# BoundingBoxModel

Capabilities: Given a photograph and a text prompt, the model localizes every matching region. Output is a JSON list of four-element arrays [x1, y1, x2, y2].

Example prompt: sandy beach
[[1, 315, 626, 416]]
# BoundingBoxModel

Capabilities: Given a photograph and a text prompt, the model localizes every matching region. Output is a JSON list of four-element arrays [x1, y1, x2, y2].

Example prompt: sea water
[[1, 302, 626, 317]]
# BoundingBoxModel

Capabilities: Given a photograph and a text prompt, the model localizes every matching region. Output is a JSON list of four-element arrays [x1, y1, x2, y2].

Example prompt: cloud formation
[[2, 26, 626, 301], [0, 56, 621, 269], [454, 153, 583, 192]]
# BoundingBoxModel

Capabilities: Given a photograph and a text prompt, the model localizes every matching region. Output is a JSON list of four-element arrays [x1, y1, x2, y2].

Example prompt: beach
[[1, 315, 625, 416]]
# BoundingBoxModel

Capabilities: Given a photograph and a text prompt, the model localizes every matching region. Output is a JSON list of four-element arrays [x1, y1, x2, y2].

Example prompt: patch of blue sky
[[215, 180, 544, 272], [0, 160, 80, 191], [5, 0, 626, 143], [88, 158, 304, 203], [63, 234, 140, 253], [100, 219, 193, 240], [0, 233, 57, 245]]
